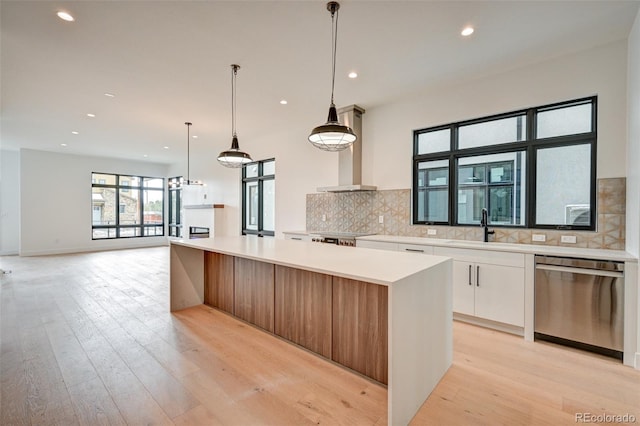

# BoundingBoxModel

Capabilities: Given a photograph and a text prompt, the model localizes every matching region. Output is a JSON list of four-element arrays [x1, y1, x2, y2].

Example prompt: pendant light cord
[[330, 7, 339, 105], [231, 65, 238, 137]]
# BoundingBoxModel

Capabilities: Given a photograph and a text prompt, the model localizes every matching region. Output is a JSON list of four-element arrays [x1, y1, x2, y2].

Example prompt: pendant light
[[218, 64, 252, 168], [184, 122, 202, 185], [308, 1, 356, 152]]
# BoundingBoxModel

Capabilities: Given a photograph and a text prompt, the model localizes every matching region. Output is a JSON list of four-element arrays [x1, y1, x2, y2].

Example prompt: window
[[242, 159, 275, 236], [91, 172, 165, 239], [412, 97, 596, 230], [168, 177, 183, 237]]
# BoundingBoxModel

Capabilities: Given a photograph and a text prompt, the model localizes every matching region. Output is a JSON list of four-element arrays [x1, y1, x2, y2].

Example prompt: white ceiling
[[2, 0, 638, 164]]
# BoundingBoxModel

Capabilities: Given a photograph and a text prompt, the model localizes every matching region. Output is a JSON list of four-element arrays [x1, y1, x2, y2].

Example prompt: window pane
[[144, 226, 164, 236], [119, 176, 140, 187], [263, 161, 275, 176], [144, 177, 163, 188], [416, 160, 448, 222], [120, 227, 142, 238], [536, 144, 591, 226], [417, 128, 450, 154], [458, 188, 485, 224], [92, 173, 116, 185], [537, 102, 592, 139], [119, 189, 140, 224], [263, 179, 275, 232], [143, 189, 163, 225], [92, 188, 115, 225], [246, 164, 259, 178], [93, 228, 116, 239], [458, 115, 526, 149], [245, 181, 258, 231], [457, 152, 525, 226]]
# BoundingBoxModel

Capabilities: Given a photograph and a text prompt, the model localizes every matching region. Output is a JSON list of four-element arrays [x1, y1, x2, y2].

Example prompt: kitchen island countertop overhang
[[169, 236, 453, 426]]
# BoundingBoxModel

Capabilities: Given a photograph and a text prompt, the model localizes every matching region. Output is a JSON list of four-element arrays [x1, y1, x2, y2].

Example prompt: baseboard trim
[[19, 238, 169, 257], [453, 313, 524, 337], [635, 352, 640, 370]]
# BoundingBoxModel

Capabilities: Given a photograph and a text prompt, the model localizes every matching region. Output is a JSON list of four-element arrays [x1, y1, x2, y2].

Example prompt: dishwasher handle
[[535, 263, 624, 278]]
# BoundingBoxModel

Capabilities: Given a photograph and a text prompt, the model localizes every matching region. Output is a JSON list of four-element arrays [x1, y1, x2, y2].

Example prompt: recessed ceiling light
[[280, 100, 288, 105], [461, 26, 474, 37], [71, 131, 79, 135], [163, 146, 169, 149], [192, 135, 198, 139], [143, 154, 148, 158], [60, 143, 67, 147], [57, 11, 74, 22], [104, 93, 115, 98], [87, 113, 96, 118], [348, 72, 358, 79]]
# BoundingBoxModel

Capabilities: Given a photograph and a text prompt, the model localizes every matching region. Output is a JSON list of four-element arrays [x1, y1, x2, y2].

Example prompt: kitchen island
[[170, 236, 452, 425]]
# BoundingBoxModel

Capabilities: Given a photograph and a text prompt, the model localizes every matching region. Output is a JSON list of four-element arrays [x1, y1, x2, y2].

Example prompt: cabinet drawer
[[434, 246, 524, 268], [398, 243, 434, 255], [356, 240, 398, 251]]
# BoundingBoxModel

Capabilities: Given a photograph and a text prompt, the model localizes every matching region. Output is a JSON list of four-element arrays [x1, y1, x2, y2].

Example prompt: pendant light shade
[[218, 64, 252, 168], [184, 122, 202, 185], [308, 1, 356, 152]]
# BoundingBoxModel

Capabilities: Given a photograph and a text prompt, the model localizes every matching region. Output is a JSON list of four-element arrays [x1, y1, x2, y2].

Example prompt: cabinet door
[[274, 266, 332, 358], [234, 257, 275, 332], [332, 277, 388, 384], [473, 263, 524, 327], [452, 261, 475, 316], [204, 252, 234, 314]]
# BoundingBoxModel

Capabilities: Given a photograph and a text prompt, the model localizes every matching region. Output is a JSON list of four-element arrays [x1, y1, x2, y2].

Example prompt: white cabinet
[[356, 240, 399, 251], [284, 233, 313, 242], [436, 247, 525, 327], [397, 243, 434, 255]]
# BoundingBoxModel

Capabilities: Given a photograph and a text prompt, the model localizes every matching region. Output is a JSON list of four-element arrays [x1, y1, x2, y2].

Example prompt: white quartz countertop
[[282, 231, 636, 262], [356, 234, 637, 262], [171, 236, 451, 286]]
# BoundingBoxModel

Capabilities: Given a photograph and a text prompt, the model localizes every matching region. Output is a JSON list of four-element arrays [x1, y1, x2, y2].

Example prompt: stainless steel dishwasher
[[534, 255, 624, 359]]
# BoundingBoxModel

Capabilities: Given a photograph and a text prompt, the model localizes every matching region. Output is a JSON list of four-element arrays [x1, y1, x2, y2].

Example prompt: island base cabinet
[[204, 252, 235, 314], [234, 257, 275, 332], [274, 266, 332, 358], [332, 277, 388, 385]]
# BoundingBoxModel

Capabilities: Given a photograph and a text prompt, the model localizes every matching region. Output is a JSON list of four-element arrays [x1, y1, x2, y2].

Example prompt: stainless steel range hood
[[316, 104, 377, 192]]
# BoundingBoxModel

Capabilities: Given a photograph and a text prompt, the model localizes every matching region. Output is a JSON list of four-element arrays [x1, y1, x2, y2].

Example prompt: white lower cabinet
[[397, 243, 434, 255], [436, 247, 525, 328], [355, 240, 399, 251]]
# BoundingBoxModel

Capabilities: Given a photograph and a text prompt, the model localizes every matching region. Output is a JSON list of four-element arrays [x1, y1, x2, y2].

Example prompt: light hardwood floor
[[1, 247, 639, 425]]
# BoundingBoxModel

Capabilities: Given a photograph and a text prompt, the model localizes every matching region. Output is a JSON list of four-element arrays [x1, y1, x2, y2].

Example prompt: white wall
[[0, 149, 20, 255], [363, 40, 628, 189], [19, 149, 169, 256], [626, 9, 640, 368]]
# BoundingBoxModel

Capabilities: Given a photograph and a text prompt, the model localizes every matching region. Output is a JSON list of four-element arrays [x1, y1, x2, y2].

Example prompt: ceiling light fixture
[[308, 1, 356, 152], [104, 93, 115, 98], [57, 11, 74, 22], [348, 71, 358, 79], [461, 26, 474, 36], [217, 64, 252, 168], [60, 143, 67, 147], [87, 113, 96, 118], [71, 131, 79, 135], [185, 122, 203, 185], [280, 100, 288, 105]]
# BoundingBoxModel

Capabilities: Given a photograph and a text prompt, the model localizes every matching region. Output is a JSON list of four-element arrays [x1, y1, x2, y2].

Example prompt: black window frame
[[412, 96, 597, 230], [91, 172, 165, 239], [168, 176, 183, 238], [242, 159, 275, 237]]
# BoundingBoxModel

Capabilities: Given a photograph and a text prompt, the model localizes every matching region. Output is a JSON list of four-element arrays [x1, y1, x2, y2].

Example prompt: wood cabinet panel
[[234, 257, 275, 332], [274, 266, 332, 358], [332, 277, 388, 384], [204, 252, 234, 314]]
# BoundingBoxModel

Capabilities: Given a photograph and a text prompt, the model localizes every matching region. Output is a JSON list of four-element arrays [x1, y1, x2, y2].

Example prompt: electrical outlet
[[378, 215, 384, 224], [321, 214, 326, 222], [532, 234, 546, 242], [561, 235, 577, 244], [427, 229, 437, 236]]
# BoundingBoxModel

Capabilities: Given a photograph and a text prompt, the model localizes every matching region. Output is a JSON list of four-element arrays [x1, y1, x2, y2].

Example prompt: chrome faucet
[[481, 208, 495, 242]]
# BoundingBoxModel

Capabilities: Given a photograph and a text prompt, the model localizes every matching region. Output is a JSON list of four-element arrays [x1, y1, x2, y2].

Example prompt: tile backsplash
[[306, 177, 625, 250]]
